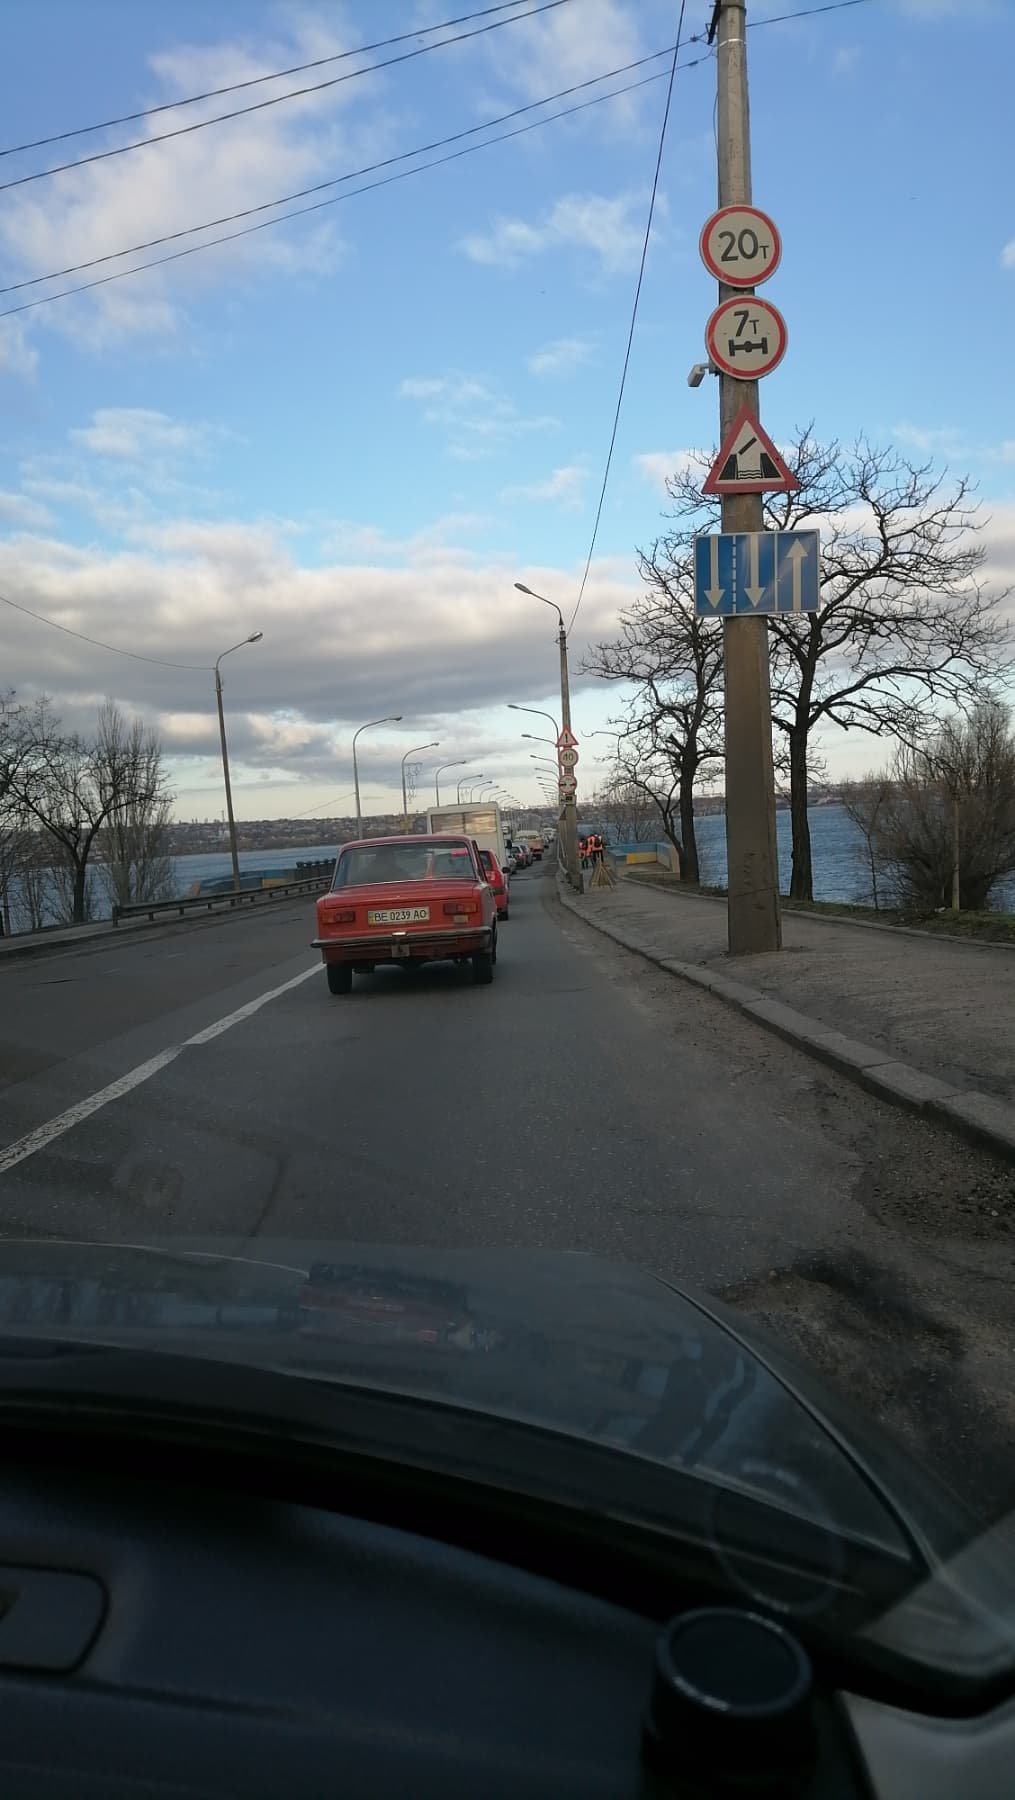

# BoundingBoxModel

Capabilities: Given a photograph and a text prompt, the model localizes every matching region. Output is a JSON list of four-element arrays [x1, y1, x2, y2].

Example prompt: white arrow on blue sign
[[693, 530, 820, 616]]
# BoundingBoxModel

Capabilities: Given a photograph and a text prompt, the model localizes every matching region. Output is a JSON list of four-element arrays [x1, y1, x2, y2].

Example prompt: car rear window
[[332, 840, 476, 888]]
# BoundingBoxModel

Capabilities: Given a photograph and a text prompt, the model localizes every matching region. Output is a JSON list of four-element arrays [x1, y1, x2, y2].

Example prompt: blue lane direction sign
[[693, 530, 820, 616], [693, 532, 734, 614]]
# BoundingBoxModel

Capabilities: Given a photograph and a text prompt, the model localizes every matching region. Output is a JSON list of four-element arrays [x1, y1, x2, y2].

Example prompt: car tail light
[[444, 899, 479, 916], [325, 907, 356, 923]]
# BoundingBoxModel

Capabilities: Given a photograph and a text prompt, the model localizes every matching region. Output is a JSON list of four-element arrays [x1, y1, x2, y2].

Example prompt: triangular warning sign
[[702, 406, 798, 496], [556, 727, 578, 750]]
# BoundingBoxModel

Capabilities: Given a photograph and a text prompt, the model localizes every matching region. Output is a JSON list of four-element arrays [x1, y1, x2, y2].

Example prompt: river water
[[4, 810, 1012, 932]]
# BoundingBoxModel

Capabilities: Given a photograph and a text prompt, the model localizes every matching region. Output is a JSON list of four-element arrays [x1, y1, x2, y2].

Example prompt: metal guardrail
[[112, 872, 333, 927]]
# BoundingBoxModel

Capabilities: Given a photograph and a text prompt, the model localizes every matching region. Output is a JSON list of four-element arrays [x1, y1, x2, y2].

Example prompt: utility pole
[[556, 618, 582, 892], [712, 0, 781, 954], [214, 663, 242, 894]]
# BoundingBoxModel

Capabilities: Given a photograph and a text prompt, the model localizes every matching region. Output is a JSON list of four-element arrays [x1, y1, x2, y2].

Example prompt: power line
[[0, 56, 716, 321], [0, 1, 540, 159], [568, 2, 689, 636], [0, 0, 574, 197], [750, 0, 872, 27], [0, 47, 681, 297], [0, 590, 208, 669]]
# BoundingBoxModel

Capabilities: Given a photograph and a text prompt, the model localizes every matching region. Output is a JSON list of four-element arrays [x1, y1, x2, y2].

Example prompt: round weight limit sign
[[700, 205, 781, 288]]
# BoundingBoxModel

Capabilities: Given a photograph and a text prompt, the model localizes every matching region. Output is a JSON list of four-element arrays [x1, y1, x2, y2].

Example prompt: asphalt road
[[0, 859, 1012, 1519]]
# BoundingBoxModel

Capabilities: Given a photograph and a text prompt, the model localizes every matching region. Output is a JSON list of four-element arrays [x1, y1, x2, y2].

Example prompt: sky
[[1, 0, 1013, 820]]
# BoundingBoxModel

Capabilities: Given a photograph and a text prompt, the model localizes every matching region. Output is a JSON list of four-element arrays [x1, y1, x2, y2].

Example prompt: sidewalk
[[558, 873, 1015, 1164]]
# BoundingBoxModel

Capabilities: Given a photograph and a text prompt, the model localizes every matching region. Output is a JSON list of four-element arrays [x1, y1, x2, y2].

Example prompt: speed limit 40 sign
[[700, 205, 780, 288]]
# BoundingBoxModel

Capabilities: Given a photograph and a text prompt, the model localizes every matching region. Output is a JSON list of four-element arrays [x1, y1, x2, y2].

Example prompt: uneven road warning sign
[[703, 405, 798, 495]]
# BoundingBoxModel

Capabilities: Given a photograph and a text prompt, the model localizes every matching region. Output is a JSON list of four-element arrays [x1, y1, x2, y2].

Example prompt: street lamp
[[507, 701, 559, 737], [214, 631, 263, 893], [400, 740, 439, 832], [521, 732, 556, 747], [458, 773, 486, 802], [513, 584, 580, 890], [434, 759, 466, 805], [353, 714, 402, 836]]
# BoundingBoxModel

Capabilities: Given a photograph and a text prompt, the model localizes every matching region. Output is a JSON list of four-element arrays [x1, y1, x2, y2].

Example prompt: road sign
[[705, 296, 788, 380], [556, 727, 578, 750], [557, 746, 579, 770], [702, 405, 798, 495], [693, 531, 820, 616], [558, 776, 577, 799], [693, 532, 735, 615], [699, 205, 781, 288]]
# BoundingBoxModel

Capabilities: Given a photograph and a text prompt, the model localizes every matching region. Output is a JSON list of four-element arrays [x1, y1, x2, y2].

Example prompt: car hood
[[0, 1237, 962, 1548], [0, 1236, 1011, 1695]]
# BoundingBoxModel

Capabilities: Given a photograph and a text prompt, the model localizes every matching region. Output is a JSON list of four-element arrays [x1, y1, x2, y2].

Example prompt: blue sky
[[1, 0, 1012, 818]]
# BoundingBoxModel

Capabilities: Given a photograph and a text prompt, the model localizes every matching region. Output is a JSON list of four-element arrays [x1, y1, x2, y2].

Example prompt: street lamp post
[[400, 741, 439, 833], [434, 760, 466, 806], [514, 583, 581, 890], [521, 732, 557, 747], [457, 773, 486, 803], [353, 714, 402, 836], [214, 631, 263, 893]]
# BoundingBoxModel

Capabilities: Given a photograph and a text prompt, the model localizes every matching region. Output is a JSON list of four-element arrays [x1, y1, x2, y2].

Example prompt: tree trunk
[[72, 858, 88, 924], [788, 726, 812, 902], [678, 766, 700, 885]]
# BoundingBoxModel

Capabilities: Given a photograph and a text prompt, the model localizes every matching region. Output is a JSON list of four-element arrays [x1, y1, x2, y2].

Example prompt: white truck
[[426, 802, 507, 865]]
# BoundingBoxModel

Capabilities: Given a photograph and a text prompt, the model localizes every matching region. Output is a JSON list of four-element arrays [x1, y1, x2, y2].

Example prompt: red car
[[312, 834, 498, 994], [478, 848, 510, 921]]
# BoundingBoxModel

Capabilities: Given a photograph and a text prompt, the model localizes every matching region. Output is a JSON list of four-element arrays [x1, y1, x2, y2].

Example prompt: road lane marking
[[0, 962, 321, 1177], [186, 963, 319, 1045]]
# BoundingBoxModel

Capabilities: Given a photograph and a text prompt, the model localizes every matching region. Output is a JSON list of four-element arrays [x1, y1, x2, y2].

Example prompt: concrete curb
[[558, 882, 1015, 1167]]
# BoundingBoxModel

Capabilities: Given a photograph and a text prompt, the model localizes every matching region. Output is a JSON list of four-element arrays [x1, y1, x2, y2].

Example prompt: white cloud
[[460, 191, 649, 273], [0, 489, 51, 528], [0, 319, 39, 381], [501, 465, 587, 508], [832, 46, 861, 75], [1001, 240, 1015, 270], [634, 449, 699, 495], [70, 408, 217, 461], [399, 370, 559, 455], [527, 336, 593, 377], [476, 0, 646, 124], [0, 512, 638, 804], [0, 15, 386, 352]]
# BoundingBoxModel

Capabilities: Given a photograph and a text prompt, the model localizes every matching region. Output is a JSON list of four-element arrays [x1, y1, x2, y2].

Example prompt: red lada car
[[313, 834, 497, 995]]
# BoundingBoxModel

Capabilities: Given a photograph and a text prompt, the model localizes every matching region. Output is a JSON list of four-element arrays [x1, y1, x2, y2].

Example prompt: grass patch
[[623, 867, 1015, 945]]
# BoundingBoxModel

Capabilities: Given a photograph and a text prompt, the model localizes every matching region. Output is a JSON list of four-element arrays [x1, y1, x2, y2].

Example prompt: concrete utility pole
[[712, 0, 781, 954]]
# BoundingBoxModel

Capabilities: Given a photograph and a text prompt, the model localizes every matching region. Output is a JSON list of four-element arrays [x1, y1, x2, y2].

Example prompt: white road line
[[185, 963, 319, 1045], [0, 961, 321, 1178]]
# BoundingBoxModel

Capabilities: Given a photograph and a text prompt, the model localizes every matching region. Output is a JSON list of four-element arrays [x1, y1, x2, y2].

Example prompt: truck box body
[[426, 804, 506, 864]]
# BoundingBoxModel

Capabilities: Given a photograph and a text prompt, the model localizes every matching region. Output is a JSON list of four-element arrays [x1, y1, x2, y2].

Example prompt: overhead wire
[[0, 0, 543, 158], [0, 52, 716, 321], [0, 47, 685, 297], [0, 0, 574, 196], [568, 1, 689, 636], [0, 591, 208, 669]]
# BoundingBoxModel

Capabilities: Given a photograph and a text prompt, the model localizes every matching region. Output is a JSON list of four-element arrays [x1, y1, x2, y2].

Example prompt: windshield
[[0, 0, 1012, 1713], [332, 841, 476, 887]]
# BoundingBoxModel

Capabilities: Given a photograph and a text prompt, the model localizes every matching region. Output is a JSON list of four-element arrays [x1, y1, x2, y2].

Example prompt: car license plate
[[367, 907, 430, 924]]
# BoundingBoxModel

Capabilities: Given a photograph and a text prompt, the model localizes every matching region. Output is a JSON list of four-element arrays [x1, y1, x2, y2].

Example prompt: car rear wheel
[[326, 962, 352, 995], [472, 948, 494, 985]]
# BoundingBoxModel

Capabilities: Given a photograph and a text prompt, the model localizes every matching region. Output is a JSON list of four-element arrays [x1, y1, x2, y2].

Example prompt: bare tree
[[590, 766, 664, 845], [6, 699, 173, 924], [876, 701, 1015, 912], [840, 771, 895, 909], [584, 545, 724, 883], [95, 709, 175, 908], [657, 431, 1012, 901]]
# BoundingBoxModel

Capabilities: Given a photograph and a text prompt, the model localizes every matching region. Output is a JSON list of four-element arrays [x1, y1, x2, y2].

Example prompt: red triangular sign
[[556, 728, 578, 749], [702, 405, 798, 495]]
